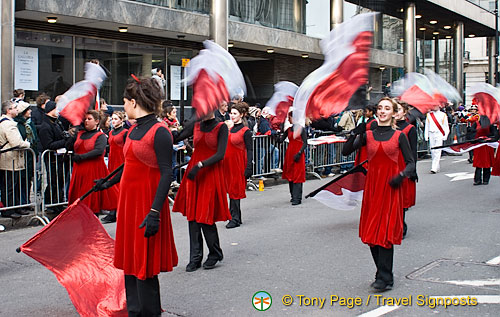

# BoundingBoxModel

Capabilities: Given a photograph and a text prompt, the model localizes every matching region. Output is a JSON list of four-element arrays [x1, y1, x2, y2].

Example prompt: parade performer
[[279, 110, 307, 206], [101, 111, 128, 224], [424, 108, 449, 173], [95, 76, 178, 315], [395, 100, 417, 238], [471, 117, 498, 185], [67, 110, 118, 215], [173, 110, 230, 272], [343, 97, 415, 291], [492, 125, 500, 176], [224, 102, 253, 229]]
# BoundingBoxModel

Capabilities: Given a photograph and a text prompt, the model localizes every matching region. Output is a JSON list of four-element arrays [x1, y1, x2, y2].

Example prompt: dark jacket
[[38, 114, 68, 151], [31, 106, 46, 130], [14, 115, 40, 155]]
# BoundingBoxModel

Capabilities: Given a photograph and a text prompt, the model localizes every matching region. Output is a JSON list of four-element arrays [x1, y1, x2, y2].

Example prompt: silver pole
[[1, 0, 15, 101], [210, 0, 228, 49], [454, 22, 464, 100], [434, 36, 440, 74], [330, 0, 343, 30], [488, 37, 496, 85], [404, 2, 416, 73]]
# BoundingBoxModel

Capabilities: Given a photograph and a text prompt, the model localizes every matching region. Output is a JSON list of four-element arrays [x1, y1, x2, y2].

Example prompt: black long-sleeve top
[[278, 125, 307, 154], [107, 114, 172, 211], [175, 117, 229, 167], [342, 125, 416, 177], [231, 122, 254, 173], [396, 120, 418, 161], [38, 114, 67, 151]]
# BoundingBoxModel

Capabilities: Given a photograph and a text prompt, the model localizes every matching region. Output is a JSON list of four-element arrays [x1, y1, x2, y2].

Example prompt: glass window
[[167, 48, 195, 121], [14, 30, 73, 103]]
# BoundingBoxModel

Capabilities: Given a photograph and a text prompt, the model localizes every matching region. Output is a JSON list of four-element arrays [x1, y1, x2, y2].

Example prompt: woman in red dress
[[394, 100, 417, 238], [343, 97, 415, 291], [224, 102, 253, 229], [173, 110, 230, 272], [472, 117, 498, 185], [95, 77, 177, 316], [101, 111, 128, 224], [67, 110, 118, 214], [280, 111, 307, 205]]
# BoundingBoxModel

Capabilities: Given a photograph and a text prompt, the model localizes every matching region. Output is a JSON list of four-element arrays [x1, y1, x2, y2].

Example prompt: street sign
[[182, 58, 190, 67]]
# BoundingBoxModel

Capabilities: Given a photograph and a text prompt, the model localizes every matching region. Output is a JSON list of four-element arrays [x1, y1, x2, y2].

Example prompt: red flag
[[19, 201, 127, 316], [439, 140, 499, 154], [191, 69, 229, 118], [472, 92, 500, 124], [307, 164, 366, 210], [398, 82, 440, 114], [266, 81, 298, 124]]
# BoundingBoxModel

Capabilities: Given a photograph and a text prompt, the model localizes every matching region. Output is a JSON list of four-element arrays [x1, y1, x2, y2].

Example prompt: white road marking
[[444, 279, 500, 287], [487, 255, 500, 265], [445, 172, 475, 181], [452, 158, 469, 163], [358, 305, 400, 317]]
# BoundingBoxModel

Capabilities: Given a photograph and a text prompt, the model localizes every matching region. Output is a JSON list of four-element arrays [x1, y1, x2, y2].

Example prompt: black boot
[[101, 211, 116, 224], [371, 246, 394, 291], [473, 168, 482, 185], [291, 182, 303, 205], [187, 221, 203, 272], [403, 208, 408, 239], [201, 223, 223, 269], [288, 181, 294, 202], [226, 199, 241, 228], [482, 168, 491, 185]]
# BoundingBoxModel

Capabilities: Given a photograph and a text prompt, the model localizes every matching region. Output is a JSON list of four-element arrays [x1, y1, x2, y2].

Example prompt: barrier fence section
[[40, 149, 73, 219], [0, 148, 47, 225], [308, 132, 356, 179]]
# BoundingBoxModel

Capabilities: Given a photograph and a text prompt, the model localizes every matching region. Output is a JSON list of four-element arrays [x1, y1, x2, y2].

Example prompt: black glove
[[389, 173, 405, 188], [138, 210, 160, 238], [187, 165, 201, 180], [244, 168, 252, 179], [409, 173, 419, 182], [93, 178, 110, 191], [351, 122, 366, 135], [72, 154, 83, 163], [294, 152, 302, 162]]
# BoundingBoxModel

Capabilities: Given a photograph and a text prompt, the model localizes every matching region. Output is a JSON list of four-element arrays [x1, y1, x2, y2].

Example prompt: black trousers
[[288, 181, 303, 204], [124, 274, 161, 317], [0, 170, 21, 215], [403, 208, 408, 236], [188, 221, 223, 264], [229, 199, 242, 224], [369, 245, 394, 284], [474, 167, 491, 184]]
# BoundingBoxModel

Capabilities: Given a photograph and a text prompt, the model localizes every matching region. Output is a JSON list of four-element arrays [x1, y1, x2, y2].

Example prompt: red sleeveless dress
[[114, 123, 178, 280], [173, 122, 231, 224], [108, 127, 127, 173], [224, 126, 249, 199], [359, 130, 404, 248], [68, 130, 118, 213], [354, 120, 376, 167], [399, 124, 416, 209], [473, 122, 495, 168], [282, 129, 306, 183]]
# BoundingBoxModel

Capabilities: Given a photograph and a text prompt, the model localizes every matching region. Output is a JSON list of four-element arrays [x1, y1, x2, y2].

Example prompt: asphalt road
[[1, 155, 500, 316]]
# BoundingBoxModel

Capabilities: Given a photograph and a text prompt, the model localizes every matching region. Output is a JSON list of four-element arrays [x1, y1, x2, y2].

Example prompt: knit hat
[[248, 106, 260, 117], [17, 101, 31, 114], [45, 101, 57, 113]]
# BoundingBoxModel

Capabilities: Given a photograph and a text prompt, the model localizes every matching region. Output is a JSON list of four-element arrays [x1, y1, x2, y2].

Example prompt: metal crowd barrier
[[0, 148, 47, 225], [308, 134, 356, 179], [40, 149, 73, 220]]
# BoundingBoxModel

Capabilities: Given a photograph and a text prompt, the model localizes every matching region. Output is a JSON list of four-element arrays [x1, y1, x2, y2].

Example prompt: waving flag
[[18, 201, 127, 316], [423, 69, 462, 104], [306, 162, 367, 210], [57, 62, 107, 126], [432, 138, 499, 154], [184, 40, 246, 118], [391, 72, 442, 114], [266, 81, 298, 124], [469, 83, 500, 124], [293, 13, 376, 133]]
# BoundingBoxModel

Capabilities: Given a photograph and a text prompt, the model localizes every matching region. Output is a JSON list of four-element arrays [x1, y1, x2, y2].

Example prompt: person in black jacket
[[31, 93, 50, 130], [38, 101, 70, 213]]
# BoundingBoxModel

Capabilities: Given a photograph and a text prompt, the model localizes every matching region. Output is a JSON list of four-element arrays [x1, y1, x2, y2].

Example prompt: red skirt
[[68, 157, 118, 213], [473, 145, 495, 168], [402, 178, 416, 209], [224, 147, 247, 200]]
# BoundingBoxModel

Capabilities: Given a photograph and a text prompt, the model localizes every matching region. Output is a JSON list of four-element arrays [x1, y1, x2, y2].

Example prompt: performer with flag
[[278, 110, 307, 205], [343, 97, 415, 291], [94, 76, 178, 315], [424, 108, 449, 174], [395, 100, 418, 238], [101, 111, 128, 224], [67, 110, 118, 215], [224, 102, 253, 229], [471, 116, 499, 185]]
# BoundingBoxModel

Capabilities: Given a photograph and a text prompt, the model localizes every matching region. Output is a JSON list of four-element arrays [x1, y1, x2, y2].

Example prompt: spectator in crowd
[[215, 101, 230, 122], [11, 89, 25, 103], [38, 101, 70, 213], [99, 98, 114, 116], [151, 68, 166, 91], [338, 110, 356, 132], [162, 104, 180, 131], [14, 101, 39, 206], [466, 105, 480, 163], [162, 105, 186, 184], [247, 106, 260, 132], [0, 100, 31, 218], [98, 112, 111, 136], [31, 93, 50, 129], [255, 106, 280, 174]]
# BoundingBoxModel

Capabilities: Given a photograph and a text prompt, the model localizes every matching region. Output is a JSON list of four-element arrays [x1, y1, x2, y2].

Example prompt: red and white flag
[[293, 13, 376, 133], [57, 62, 107, 126], [185, 40, 246, 118], [266, 81, 298, 124], [306, 163, 367, 210], [469, 83, 500, 124], [392, 72, 444, 114], [437, 139, 499, 154], [19, 201, 127, 316], [307, 134, 347, 146]]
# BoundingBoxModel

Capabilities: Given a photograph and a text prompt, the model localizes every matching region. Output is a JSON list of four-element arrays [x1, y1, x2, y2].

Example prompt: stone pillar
[[293, 0, 304, 33], [373, 12, 383, 49], [142, 54, 153, 78], [210, 0, 228, 49], [434, 37, 440, 74], [404, 2, 416, 73], [1, 0, 15, 101], [454, 22, 464, 99], [488, 37, 496, 85], [330, 0, 343, 30]]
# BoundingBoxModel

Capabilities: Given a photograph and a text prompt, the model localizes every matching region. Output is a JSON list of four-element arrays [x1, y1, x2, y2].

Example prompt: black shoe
[[468, 159, 473, 163], [2, 212, 21, 219], [482, 181, 489, 185], [473, 181, 482, 185], [371, 279, 393, 291], [101, 214, 116, 224], [226, 221, 239, 229], [186, 262, 201, 272], [291, 201, 301, 206], [17, 209, 30, 215], [203, 257, 222, 269]]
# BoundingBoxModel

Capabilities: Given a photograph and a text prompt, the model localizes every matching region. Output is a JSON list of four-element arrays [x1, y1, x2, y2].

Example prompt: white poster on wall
[[14, 46, 38, 91]]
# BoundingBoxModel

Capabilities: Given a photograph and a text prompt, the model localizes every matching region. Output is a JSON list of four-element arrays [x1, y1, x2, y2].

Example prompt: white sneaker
[[0, 224, 5, 232]]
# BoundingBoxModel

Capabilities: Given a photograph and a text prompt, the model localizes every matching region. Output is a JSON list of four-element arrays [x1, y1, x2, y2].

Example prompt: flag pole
[[79, 163, 124, 202]]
